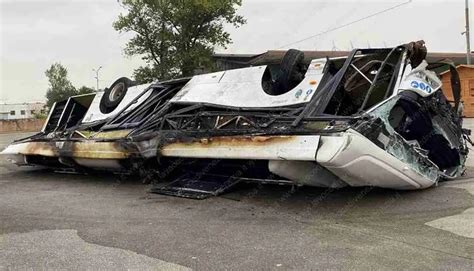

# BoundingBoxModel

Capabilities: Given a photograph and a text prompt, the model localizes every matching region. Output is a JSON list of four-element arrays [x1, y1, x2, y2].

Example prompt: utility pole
[[332, 41, 338, 51], [93, 66, 102, 90], [466, 0, 472, 65]]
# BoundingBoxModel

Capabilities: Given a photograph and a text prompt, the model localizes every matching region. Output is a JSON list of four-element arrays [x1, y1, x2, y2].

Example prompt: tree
[[114, 0, 245, 83], [76, 86, 95, 95], [45, 63, 95, 108], [45, 63, 77, 108]]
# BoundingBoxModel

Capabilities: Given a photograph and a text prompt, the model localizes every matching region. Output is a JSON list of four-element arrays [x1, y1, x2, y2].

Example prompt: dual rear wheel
[[99, 77, 136, 114]]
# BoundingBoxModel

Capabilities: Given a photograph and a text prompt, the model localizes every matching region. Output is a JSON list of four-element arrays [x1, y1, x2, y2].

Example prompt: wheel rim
[[109, 83, 125, 102]]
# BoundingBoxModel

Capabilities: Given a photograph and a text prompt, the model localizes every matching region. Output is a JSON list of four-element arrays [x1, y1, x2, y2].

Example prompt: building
[[212, 53, 261, 70], [440, 65, 474, 117], [0, 102, 46, 120]]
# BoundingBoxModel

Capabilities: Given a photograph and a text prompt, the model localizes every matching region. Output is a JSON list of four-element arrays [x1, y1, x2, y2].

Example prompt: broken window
[[323, 48, 403, 116]]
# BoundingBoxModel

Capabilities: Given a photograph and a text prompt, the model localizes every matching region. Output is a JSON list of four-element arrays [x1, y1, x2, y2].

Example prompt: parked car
[[2, 41, 470, 198]]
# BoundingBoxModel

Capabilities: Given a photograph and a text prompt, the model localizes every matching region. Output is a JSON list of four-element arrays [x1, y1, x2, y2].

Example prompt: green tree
[[76, 86, 95, 95], [114, 0, 245, 83], [45, 63, 95, 108], [45, 63, 77, 108]]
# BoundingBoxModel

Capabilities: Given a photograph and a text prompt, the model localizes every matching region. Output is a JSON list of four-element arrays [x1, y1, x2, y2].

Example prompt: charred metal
[[2, 41, 470, 198]]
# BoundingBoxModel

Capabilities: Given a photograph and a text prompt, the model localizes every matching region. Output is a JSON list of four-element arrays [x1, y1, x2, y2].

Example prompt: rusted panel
[[1, 142, 59, 157], [2, 141, 134, 160], [91, 130, 132, 139], [26, 142, 58, 157], [186, 135, 295, 146], [77, 129, 132, 139], [161, 135, 320, 161], [70, 141, 132, 159]]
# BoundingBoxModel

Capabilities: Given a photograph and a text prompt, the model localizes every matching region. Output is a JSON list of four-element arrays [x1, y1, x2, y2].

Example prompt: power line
[[276, 0, 412, 49]]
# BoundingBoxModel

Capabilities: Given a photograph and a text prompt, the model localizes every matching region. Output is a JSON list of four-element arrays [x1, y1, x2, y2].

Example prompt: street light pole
[[93, 66, 102, 90], [466, 0, 472, 65]]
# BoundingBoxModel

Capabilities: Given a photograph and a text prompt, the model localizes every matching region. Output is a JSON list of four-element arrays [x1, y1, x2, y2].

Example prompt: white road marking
[[0, 229, 191, 270], [425, 180, 474, 239]]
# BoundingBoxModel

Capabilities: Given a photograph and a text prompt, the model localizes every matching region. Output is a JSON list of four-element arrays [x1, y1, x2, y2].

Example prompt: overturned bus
[[2, 41, 471, 198]]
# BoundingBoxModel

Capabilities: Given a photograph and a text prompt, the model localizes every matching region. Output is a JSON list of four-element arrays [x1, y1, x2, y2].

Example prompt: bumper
[[316, 130, 436, 190]]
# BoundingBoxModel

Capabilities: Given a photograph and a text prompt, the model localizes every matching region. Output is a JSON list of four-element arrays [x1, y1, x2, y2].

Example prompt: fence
[[0, 119, 44, 133]]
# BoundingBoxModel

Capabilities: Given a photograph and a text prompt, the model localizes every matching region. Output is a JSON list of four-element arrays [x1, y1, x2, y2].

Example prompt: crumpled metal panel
[[368, 97, 440, 183]]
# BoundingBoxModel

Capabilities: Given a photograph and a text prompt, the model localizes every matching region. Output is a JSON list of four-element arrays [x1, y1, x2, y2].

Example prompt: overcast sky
[[1, 0, 472, 103]]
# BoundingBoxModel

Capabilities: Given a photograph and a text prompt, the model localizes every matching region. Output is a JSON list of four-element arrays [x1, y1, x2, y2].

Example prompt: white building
[[0, 102, 46, 120]]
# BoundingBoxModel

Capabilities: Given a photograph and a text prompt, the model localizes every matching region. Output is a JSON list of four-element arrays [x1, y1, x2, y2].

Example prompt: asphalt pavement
[[0, 131, 473, 270]]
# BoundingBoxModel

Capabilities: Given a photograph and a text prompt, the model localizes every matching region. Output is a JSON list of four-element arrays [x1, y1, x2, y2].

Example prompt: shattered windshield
[[308, 48, 404, 117]]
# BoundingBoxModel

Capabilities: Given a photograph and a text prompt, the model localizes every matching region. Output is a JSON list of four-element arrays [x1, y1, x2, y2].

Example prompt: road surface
[[0, 132, 472, 270]]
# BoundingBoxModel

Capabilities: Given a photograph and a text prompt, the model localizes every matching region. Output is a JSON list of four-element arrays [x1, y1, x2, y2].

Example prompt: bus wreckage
[[2, 41, 471, 198]]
